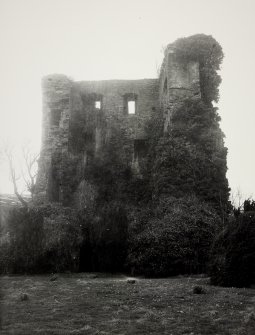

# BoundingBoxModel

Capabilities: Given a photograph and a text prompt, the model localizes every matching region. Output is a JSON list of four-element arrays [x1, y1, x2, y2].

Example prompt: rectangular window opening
[[95, 101, 101, 109], [128, 100, 136, 114]]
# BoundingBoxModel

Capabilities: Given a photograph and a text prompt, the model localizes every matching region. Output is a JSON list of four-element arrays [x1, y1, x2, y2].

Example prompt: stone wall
[[35, 41, 201, 206], [35, 74, 73, 203], [159, 46, 201, 132], [75, 79, 159, 140], [35, 76, 159, 205]]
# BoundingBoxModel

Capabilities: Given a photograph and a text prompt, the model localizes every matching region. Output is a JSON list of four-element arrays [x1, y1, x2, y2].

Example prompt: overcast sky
[[0, 0, 254, 200]]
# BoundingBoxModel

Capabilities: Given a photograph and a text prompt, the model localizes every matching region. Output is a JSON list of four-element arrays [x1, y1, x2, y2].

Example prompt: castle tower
[[35, 41, 204, 207], [159, 45, 201, 132]]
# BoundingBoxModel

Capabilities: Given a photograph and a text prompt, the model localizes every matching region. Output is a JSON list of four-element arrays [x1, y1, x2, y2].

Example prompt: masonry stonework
[[36, 40, 201, 206]]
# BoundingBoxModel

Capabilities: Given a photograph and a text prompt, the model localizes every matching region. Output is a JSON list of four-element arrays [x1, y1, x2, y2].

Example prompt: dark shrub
[[89, 201, 128, 272], [243, 199, 255, 212], [41, 206, 83, 272], [128, 196, 221, 277], [0, 205, 83, 274], [209, 212, 255, 287], [0, 206, 44, 274]]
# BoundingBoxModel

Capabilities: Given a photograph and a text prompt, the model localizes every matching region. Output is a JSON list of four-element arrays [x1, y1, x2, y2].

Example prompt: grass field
[[0, 274, 255, 334]]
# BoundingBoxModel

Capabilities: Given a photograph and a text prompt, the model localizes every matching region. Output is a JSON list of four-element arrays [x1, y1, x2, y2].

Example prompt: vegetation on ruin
[[148, 99, 230, 215], [171, 34, 224, 103], [1, 35, 254, 290]]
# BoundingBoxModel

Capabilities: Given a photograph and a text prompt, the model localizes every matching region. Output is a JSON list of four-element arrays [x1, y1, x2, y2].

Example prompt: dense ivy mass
[[150, 99, 229, 214], [145, 35, 230, 216], [172, 34, 223, 103]]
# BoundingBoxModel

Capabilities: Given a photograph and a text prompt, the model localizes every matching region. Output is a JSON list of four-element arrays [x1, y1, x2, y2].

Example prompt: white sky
[[0, 0, 254, 199]]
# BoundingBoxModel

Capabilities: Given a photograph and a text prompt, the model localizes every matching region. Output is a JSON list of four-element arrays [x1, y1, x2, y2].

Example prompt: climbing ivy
[[171, 34, 224, 103], [147, 99, 230, 214], [143, 35, 230, 214]]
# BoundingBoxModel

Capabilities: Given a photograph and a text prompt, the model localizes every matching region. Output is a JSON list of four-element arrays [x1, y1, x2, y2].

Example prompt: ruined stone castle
[[36, 40, 201, 207]]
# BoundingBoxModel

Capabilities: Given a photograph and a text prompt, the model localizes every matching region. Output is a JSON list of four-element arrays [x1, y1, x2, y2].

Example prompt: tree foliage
[[128, 196, 221, 277], [209, 211, 255, 287], [0, 205, 83, 274], [243, 199, 255, 212]]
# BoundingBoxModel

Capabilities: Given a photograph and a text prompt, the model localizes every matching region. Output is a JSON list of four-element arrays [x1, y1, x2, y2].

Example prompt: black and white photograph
[[0, 0, 255, 334]]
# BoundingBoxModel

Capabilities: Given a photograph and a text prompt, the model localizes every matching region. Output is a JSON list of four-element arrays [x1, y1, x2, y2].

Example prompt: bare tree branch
[[21, 146, 39, 201], [4, 145, 28, 208]]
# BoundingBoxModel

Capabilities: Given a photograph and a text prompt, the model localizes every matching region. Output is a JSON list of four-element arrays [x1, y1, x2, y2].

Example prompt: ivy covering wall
[[7, 34, 230, 275]]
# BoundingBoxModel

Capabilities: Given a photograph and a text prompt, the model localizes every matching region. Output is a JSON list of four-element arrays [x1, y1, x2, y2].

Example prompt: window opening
[[95, 101, 101, 109], [128, 100, 136, 114]]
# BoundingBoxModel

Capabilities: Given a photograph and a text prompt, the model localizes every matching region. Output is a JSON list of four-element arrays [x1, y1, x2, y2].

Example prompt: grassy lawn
[[0, 274, 255, 334]]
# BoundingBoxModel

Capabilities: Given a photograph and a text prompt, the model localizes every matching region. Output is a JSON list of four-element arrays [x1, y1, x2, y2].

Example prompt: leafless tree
[[3, 144, 39, 207], [21, 147, 39, 202]]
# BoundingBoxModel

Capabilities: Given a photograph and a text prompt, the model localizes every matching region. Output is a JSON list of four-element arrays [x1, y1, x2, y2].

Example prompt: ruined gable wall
[[73, 79, 159, 140]]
